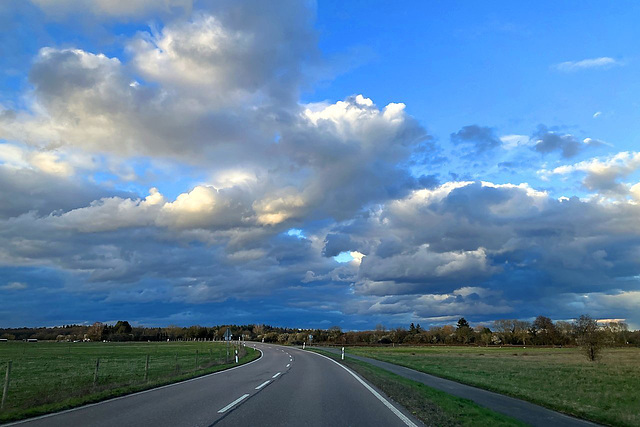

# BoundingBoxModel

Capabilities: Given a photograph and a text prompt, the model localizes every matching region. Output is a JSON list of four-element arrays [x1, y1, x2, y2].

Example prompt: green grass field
[[346, 346, 640, 426], [0, 341, 258, 422], [313, 349, 524, 427]]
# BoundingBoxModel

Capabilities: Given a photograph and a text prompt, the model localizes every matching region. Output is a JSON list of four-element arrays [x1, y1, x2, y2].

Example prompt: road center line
[[217, 394, 250, 413], [272, 372, 281, 378], [286, 363, 290, 367], [255, 380, 270, 390]]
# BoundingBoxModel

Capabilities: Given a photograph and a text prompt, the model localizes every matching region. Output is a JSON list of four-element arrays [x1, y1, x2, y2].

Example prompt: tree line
[[1, 315, 638, 351]]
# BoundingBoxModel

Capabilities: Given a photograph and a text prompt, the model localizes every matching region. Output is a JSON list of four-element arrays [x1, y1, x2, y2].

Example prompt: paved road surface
[[7, 344, 419, 427], [315, 347, 597, 427]]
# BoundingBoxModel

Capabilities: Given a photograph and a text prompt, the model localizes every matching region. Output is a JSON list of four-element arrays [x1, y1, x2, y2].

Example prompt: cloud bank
[[1, 0, 638, 329]]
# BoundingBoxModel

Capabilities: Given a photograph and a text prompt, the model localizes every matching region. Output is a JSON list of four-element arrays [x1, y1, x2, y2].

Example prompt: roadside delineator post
[[235, 349, 238, 364], [341, 347, 345, 360], [1, 361, 12, 410], [195, 350, 199, 370], [144, 354, 150, 382], [303, 342, 306, 350], [93, 358, 100, 387]]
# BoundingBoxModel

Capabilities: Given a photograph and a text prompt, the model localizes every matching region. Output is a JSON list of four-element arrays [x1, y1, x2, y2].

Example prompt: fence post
[[143, 354, 150, 382], [1, 361, 12, 410], [93, 358, 100, 387]]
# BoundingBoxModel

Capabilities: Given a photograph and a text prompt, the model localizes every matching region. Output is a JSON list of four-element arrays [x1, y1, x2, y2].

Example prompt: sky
[[1, 0, 640, 329]]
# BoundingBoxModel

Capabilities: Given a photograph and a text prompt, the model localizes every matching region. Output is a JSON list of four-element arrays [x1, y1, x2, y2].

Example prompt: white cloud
[[544, 151, 640, 197], [500, 134, 530, 149], [1, 282, 28, 290], [253, 190, 307, 226], [29, 152, 74, 176], [554, 57, 620, 72], [0, 143, 86, 177]]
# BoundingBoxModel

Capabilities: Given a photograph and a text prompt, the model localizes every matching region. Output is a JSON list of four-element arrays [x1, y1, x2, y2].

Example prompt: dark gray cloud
[[0, 166, 132, 219], [531, 125, 583, 158], [450, 125, 501, 155], [323, 233, 354, 257]]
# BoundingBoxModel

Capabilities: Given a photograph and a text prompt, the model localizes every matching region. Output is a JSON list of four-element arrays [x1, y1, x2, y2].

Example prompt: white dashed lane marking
[[272, 372, 281, 379], [255, 380, 270, 390], [217, 394, 250, 413]]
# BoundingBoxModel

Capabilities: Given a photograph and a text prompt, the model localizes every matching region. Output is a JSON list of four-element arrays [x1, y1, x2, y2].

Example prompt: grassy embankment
[[313, 349, 524, 427], [0, 341, 258, 423], [346, 346, 639, 426]]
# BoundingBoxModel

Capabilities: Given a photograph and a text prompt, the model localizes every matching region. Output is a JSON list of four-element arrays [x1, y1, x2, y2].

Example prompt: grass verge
[[312, 349, 524, 427]]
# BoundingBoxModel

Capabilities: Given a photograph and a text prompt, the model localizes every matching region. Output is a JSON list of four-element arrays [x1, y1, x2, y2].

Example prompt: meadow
[[0, 341, 258, 422], [348, 345, 640, 426]]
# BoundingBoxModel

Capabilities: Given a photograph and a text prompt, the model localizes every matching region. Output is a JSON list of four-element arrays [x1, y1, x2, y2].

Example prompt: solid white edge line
[[255, 380, 271, 390], [310, 351, 418, 427], [272, 372, 281, 378], [4, 348, 264, 426], [217, 393, 250, 413]]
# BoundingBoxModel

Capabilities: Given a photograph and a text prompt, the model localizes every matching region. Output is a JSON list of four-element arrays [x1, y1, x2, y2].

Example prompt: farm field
[[347, 346, 640, 426], [0, 341, 258, 422]]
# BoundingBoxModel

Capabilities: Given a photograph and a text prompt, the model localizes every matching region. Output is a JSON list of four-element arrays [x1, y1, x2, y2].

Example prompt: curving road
[[6, 343, 419, 427]]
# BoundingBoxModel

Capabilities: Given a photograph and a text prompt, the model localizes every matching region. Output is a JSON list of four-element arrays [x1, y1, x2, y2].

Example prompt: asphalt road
[[315, 347, 597, 427], [7, 343, 419, 427]]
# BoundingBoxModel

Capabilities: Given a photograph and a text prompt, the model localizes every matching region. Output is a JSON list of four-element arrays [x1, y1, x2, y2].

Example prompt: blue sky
[[1, 1, 640, 329]]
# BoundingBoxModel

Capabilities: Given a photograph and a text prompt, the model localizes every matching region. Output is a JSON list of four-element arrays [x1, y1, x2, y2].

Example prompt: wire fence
[[0, 341, 251, 421]]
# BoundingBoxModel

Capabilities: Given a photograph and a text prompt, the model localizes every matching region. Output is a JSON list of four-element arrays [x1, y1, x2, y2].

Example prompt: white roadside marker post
[[341, 347, 345, 360], [1, 361, 12, 410], [235, 348, 238, 364], [303, 341, 305, 350]]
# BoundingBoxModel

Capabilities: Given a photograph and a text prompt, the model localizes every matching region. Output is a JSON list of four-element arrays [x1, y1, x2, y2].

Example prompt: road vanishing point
[[6, 343, 420, 427]]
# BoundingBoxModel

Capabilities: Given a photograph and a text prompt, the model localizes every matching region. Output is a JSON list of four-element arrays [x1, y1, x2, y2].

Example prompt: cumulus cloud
[[279, 95, 427, 219], [0, 47, 270, 164], [127, 4, 317, 104], [544, 151, 640, 198], [2, 0, 639, 329], [308, 180, 640, 324], [554, 57, 620, 72], [1, 2, 319, 165]]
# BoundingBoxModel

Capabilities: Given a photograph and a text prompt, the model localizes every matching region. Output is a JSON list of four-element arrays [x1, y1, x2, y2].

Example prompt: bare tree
[[574, 315, 605, 361]]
